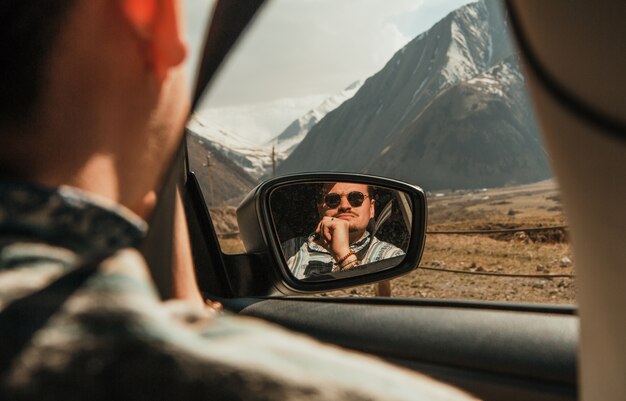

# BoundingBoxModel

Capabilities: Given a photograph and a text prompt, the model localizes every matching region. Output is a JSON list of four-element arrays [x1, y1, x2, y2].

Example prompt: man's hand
[[315, 216, 351, 261]]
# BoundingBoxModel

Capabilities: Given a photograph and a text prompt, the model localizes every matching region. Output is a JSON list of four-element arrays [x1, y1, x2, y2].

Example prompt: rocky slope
[[186, 131, 257, 206]]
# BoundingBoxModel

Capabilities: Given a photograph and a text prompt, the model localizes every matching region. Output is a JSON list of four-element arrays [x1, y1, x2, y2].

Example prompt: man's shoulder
[[281, 235, 310, 258], [1, 251, 475, 401], [367, 237, 405, 261], [282, 236, 309, 248], [0, 182, 146, 260]]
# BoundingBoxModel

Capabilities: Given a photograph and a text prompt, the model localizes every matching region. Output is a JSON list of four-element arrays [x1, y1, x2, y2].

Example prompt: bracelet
[[340, 259, 359, 270], [336, 250, 356, 265]]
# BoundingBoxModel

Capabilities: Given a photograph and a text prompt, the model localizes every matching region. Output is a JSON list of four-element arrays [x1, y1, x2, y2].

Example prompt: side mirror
[[236, 173, 427, 293]]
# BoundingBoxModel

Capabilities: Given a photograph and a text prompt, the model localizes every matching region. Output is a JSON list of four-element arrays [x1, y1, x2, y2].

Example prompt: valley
[[209, 179, 575, 304]]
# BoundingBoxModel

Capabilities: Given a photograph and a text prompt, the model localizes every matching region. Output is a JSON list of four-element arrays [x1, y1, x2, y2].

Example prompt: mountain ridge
[[277, 0, 550, 190], [188, 81, 363, 180]]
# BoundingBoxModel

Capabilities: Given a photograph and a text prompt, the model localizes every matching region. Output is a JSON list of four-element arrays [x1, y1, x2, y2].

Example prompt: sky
[[184, 0, 475, 143], [184, 0, 214, 87]]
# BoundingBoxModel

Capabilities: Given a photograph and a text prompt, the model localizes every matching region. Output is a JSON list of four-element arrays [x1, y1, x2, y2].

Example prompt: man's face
[[319, 183, 374, 235]]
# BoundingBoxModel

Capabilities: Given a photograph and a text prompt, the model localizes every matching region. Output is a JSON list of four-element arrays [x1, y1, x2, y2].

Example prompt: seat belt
[[356, 200, 394, 261]]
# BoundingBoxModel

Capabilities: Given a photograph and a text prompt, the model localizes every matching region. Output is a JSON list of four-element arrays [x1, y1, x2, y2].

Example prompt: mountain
[[277, 0, 550, 190], [188, 81, 363, 180], [187, 115, 272, 179], [270, 81, 363, 155], [186, 131, 256, 206], [366, 55, 548, 188]]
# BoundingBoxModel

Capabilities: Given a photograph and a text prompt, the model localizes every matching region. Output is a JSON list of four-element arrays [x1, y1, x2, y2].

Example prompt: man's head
[[0, 0, 189, 217], [0, 1, 77, 127], [318, 182, 375, 240]]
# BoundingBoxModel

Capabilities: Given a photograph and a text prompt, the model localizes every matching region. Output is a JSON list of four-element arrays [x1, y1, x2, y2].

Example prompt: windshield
[[186, 0, 575, 304]]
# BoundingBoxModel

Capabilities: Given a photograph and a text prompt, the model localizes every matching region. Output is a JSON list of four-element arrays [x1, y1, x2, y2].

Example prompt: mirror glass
[[269, 181, 413, 281]]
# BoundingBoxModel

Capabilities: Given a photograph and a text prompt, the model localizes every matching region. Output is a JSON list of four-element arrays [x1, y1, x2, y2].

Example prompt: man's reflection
[[283, 183, 404, 279]]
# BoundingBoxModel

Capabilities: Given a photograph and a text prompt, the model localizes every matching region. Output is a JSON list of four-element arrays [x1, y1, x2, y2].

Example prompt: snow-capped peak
[[269, 80, 363, 152], [187, 80, 363, 180]]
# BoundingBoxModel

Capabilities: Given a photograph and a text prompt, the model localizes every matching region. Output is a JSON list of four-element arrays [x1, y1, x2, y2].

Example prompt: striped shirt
[[283, 232, 405, 279], [0, 181, 473, 401]]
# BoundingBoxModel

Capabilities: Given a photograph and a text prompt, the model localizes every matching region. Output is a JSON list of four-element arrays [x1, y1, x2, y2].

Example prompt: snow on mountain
[[188, 82, 363, 179], [194, 95, 328, 147], [442, 21, 480, 84], [269, 80, 363, 154], [187, 115, 273, 179], [466, 57, 522, 98], [188, 115, 256, 149]]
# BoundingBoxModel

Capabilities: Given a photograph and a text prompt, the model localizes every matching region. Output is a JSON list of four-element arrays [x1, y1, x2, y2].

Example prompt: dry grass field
[[210, 179, 576, 305]]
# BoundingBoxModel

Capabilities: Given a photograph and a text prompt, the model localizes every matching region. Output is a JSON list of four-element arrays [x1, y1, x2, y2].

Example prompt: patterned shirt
[[0, 181, 473, 401], [283, 232, 405, 279]]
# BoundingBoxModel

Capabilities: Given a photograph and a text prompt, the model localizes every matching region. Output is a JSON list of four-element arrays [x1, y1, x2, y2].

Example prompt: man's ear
[[121, 0, 187, 83], [369, 199, 375, 219]]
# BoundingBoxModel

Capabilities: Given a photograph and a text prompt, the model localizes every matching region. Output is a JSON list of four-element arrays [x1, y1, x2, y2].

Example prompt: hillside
[[364, 55, 549, 188], [187, 115, 271, 180], [186, 131, 257, 206]]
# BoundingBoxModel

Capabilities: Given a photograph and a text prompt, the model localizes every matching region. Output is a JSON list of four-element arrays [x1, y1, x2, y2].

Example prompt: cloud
[[392, 0, 477, 39], [184, 0, 215, 83], [200, 0, 426, 107], [187, 0, 475, 137], [198, 94, 329, 143]]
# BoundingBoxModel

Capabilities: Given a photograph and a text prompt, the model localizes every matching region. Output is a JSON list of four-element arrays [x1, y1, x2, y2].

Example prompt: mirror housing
[[236, 173, 427, 294]]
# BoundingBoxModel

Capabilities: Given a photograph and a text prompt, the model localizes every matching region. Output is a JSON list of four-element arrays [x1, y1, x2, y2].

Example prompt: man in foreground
[[0, 1, 475, 400]]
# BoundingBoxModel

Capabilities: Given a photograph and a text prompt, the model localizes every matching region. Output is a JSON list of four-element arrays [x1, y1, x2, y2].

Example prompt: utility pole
[[271, 144, 276, 178], [204, 152, 214, 206]]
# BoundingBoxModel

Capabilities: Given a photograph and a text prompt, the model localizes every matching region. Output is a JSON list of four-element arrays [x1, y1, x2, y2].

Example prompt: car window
[[186, 0, 575, 304]]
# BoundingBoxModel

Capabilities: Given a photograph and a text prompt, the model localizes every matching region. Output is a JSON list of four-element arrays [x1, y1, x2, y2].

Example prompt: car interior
[[141, 1, 625, 400]]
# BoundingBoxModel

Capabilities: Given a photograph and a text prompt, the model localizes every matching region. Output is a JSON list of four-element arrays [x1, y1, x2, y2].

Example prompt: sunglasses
[[323, 191, 369, 208]]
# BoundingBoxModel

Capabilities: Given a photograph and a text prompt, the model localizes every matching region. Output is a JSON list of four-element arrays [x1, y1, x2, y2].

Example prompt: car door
[[180, 1, 579, 400]]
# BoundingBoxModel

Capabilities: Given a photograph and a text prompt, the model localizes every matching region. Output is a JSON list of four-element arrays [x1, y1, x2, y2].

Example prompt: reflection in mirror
[[270, 182, 412, 281]]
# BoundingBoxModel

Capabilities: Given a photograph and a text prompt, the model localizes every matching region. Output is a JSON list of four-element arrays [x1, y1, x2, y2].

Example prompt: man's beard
[[349, 223, 366, 233]]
